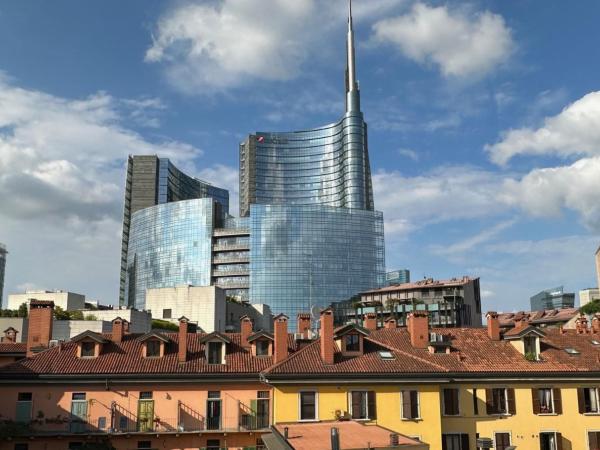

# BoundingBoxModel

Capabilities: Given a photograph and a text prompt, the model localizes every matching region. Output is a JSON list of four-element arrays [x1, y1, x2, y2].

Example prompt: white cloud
[[197, 164, 240, 216], [146, 0, 324, 94], [486, 91, 600, 165], [372, 3, 513, 78], [397, 148, 419, 161]]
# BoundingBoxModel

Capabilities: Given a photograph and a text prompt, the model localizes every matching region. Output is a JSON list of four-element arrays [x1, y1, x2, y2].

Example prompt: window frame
[[80, 341, 96, 358], [298, 390, 318, 422], [145, 340, 161, 358], [442, 388, 461, 416], [441, 433, 469, 450], [401, 389, 421, 420], [539, 431, 561, 450], [490, 388, 509, 415], [207, 341, 224, 365], [345, 334, 360, 352], [587, 429, 600, 450], [583, 387, 600, 414], [538, 388, 555, 415], [349, 390, 375, 421], [255, 339, 270, 357], [494, 431, 512, 450]]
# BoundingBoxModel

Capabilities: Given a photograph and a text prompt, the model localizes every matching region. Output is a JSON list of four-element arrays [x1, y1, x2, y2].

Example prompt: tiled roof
[[0, 333, 297, 378], [361, 277, 477, 294], [264, 327, 600, 377], [498, 308, 579, 327], [0, 343, 26, 355]]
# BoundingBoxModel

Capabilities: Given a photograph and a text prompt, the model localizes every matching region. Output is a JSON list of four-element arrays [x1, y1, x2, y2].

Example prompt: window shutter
[[556, 432, 563, 450], [401, 391, 411, 419], [577, 388, 586, 414], [461, 433, 470, 450], [553, 388, 562, 414], [411, 391, 419, 419], [443, 390, 452, 415], [441, 436, 448, 450], [351, 392, 362, 419], [507, 389, 516, 415], [367, 391, 377, 420], [589, 431, 600, 450], [485, 389, 493, 415], [531, 389, 540, 414]]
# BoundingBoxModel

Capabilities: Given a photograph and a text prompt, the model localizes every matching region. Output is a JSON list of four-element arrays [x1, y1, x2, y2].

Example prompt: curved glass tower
[[242, 1, 385, 326]]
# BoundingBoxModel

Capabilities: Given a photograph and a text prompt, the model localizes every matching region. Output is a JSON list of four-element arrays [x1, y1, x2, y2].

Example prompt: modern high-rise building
[[596, 245, 600, 291], [119, 155, 229, 307], [0, 243, 7, 307], [240, 2, 385, 322], [530, 286, 575, 311], [386, 269, 410, 285]]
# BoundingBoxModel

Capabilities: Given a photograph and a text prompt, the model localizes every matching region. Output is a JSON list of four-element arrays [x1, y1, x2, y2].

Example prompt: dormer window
[[81, 341, 96, 358], [345, 334, 360, 352], [137, 332, 170, 358], [256, 340, 270, 356], [524, 336, 539, 361], [208, 342, 223, 364], [247, 331, 274, 357], [503, 324, 545, 361], [146, 340, 161, 357]]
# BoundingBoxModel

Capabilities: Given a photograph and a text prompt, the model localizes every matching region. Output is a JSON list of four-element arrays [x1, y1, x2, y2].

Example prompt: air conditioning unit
[[48, 339, 60, 347]]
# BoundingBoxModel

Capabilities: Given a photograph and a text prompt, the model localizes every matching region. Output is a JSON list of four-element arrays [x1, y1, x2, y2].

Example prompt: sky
[[0, 0, 599, 312]]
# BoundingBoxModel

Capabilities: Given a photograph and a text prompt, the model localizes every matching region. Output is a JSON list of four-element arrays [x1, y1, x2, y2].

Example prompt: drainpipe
[[331, 427, 340, 450]]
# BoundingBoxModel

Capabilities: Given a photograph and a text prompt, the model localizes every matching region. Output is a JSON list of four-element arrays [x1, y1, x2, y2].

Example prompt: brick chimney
[[26, 300, 54, 357], [320, 308, 334, 364], [297, 313, 311, 339], [592, 314, 600, 334], [576, 315, 589, 334], [240, 315, 253, 348], [111, 317, 125, 343], [178, 317, 189, 363], [514, 317, 528, 330], [364, 313, 377, 331], [384, 317, 397, 329], [486, 312, 500, 341], [273, 314, 289, 364], [2, 327, 18, 343], [407, 312, 429, 349]]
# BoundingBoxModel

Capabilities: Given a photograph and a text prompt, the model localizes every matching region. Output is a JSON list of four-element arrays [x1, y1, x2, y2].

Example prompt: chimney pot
[[320, 308, 335, 364], [274, 314, 289, 364], [178, 317, 189, 363], [486, 311, 501, 341], [576, 315, 589, 334], [363, 313, 377, 331], [407, 312, 429, 349], [297, 313, 311, 339], [240, 316, 253, 348], [384, 318, 397, 329]]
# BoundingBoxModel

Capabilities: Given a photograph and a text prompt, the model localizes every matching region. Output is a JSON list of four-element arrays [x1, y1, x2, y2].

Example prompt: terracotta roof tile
[[0, 343, 26, 354]]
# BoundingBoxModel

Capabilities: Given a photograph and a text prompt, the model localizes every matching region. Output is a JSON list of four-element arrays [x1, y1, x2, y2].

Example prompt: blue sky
[[0, 0, 599, 311]]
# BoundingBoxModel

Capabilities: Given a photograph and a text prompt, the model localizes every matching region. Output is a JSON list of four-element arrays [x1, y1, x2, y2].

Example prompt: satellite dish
[[310, 305, 323, 320]]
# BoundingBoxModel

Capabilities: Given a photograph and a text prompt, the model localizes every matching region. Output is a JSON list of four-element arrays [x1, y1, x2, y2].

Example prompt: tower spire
[[345, 0, 360, 112]]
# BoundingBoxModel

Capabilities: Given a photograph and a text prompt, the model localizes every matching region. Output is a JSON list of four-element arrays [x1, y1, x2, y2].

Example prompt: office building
[[145, 285, 272, 333], [343, 276, 483, 327], [580, 288, 600, 307], [530, 286, 575, 311], [119, 155, 229, 307], [386, 269, 410, 285], [7, 289, 86, 311], [0, 243, 6, 307]]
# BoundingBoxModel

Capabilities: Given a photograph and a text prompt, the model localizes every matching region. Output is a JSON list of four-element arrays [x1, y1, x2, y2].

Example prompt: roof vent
[[565, 348, 580, 355]]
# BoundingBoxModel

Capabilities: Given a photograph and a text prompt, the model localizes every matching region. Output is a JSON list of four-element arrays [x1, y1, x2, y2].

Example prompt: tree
[[580, 299, 600, 315], [53, 306, 70, 320], [18, 303, 28, 317], [70, 310, 84, 320], [84, 314, 98, 321]]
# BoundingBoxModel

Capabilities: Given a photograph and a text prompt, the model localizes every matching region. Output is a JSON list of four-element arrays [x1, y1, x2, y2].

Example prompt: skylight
[[592, 340, 600, 346], [378, 351, 395, 360], [565, 348, 580, 355]]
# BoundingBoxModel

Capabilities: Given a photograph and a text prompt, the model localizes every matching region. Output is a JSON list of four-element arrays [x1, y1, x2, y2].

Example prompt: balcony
[[212, 243, 250, 252], [213, 228, 250, 237], [213, 270, 250, 277], [213, 257, 250, 264]]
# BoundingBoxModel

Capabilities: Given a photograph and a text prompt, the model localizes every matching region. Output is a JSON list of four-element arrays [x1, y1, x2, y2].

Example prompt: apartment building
[[262, 309, 600, 450]]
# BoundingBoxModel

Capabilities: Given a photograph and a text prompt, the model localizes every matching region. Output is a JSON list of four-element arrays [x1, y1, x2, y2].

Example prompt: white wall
[[7, 291, 85, 311]]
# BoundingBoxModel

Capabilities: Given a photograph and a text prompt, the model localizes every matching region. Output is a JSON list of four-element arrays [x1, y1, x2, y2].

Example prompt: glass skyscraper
[[0, 243, 7, 307], [119, 155, 228, 307], [242, 2, 385, 324]]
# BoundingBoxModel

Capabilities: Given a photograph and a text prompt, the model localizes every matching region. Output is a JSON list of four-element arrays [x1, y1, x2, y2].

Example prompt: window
[[70, 393, 88, 433], [140, 392, 153, 400], [80, 341, 95, 357], [378, 350, 395, 360], [486, 388, 515, 415], [146, 340, 161, 357], [208, 342, 223, 364], [472, 389, 479, 415], [345, 334, 360, 352], [256, 391, 270, 429], [137, 441, 152, 449], [579, 387, 600, 414], [443, 389, 460, 416], [588, 431, 600, 450], [299, 391, 317, 421], [533, 388, 561, 414], [16, 392, 32, 422], [350, 391, 376, 420], [206, 440, 221, 450], [162, 309, 172, 319], [540, 432, 561, 450], [401, 390, 420, 420], [68, 443, 83, 450], [14, 444, 28, 450], [207, 392, 221, 430], [524, 336, 539, 360], [495, 432, 511, 450], [255, 340, 269, 356], [442, 434, 470, 450]]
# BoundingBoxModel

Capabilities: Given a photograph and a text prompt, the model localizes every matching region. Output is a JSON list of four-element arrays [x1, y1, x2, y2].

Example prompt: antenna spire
[[345, 0, 360, 112]]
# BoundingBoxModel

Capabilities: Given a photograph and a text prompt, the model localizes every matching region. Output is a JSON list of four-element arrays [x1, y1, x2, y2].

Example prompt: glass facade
[[0, 243, 6, 307], [530, 286, 576, 311], [249, 204, 385, 324], [125, 198, 217, 310]]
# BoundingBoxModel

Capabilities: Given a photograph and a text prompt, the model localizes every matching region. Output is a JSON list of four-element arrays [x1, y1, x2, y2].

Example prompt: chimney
[[178, 317, 189, 363], [407, 312, 429, 349], [26, 300, 54, 357], [2, 327, 18, 343], [273, 314, 289, 364], [592, 314, 600, 334], [363, 313, 377, 331], [240, 315, 253, 348], [486, 312, 500, 341], [576, 315, 589, 335], [384, 317, 397, 329], [297, 313, 311, 339], [514, 317, 528, 330], [320, 308, 334, 365], [111, 317, 125, 343]]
